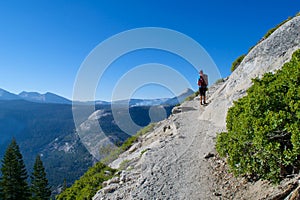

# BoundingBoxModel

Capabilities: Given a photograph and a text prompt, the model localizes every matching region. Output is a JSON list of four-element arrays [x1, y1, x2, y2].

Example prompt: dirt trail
[[93, 84, 224, 200], [130, 103, 217, 199]]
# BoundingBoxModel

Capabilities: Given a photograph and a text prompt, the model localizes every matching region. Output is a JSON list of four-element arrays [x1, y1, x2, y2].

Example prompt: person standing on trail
[[198, 70, 208, 105]]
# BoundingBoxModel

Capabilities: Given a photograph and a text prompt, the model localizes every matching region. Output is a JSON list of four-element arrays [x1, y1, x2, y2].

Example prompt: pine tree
[[62, 178, 67, 192], [0, 138, 30, 200], [0, 176, 2, 199], [30, 155, 51, 200]]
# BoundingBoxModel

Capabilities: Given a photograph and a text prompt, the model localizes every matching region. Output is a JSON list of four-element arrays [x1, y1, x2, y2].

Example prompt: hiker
[[198, 70, 208, 105]]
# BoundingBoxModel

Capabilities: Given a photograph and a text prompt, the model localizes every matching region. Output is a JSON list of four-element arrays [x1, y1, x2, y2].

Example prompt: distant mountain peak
[[19, 91, 46, 101], [163, 88, 194, 106], [0, 88, 21, 100], [19, 91, 71, 104], [180, 88, 194, 96]]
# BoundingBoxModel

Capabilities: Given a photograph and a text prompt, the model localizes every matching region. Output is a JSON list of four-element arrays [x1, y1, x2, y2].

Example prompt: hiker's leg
[[203, 88, 207, 104], [199, 88, 203, 105]]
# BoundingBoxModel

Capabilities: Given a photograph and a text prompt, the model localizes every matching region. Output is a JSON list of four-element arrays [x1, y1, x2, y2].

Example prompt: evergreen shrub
[[231, 55, 245, 72], [216, 49, 300, 183], [56, 162, 116, 200]]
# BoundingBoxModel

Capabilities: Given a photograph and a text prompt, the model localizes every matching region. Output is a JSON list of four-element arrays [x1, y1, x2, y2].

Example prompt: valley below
[[0, 89, 193, 195]]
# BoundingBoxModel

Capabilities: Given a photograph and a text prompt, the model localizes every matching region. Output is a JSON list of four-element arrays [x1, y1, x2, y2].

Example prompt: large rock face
[[93, 16, 300, 200], [200, 16, 300, 128]]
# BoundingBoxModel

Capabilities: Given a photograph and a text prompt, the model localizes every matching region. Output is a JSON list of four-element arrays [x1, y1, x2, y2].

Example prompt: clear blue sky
[[0, 0, 299, 101]]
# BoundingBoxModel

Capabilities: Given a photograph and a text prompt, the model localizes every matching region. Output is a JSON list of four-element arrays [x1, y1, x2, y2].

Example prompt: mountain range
[[0, 87, 194, 195], [0, 88, 71, 104], [0, 88, 194, 106]]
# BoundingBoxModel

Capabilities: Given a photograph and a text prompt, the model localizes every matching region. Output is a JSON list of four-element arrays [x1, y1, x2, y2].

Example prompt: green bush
[[101, 123, 155, 165], [231, 54, 245, 72], [214, 78, 225, 84], [263, 17, 292, 40], [140, 149, 148, 157], [100, 147, 123, 165], [119, 159, 131, 171], [216, 49, 300, 183], [56, 162, 116, 200], [121, 123, 155, 151]]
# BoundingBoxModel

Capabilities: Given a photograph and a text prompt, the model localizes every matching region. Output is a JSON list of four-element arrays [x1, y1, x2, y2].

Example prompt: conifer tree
[[30, 155, 51, 200], [0, 138, 30, 200], [61, 178, 67, 192], [0, 176, 2, 199]]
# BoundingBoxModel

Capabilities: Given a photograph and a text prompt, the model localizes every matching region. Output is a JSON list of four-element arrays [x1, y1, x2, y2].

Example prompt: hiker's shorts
[[199, 87, 207, 96]]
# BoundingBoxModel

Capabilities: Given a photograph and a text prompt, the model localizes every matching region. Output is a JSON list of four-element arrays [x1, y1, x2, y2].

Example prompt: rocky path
[[94, 85, 300, 200], [131, 105, 216, 199], [93, 83, 225, 200]]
